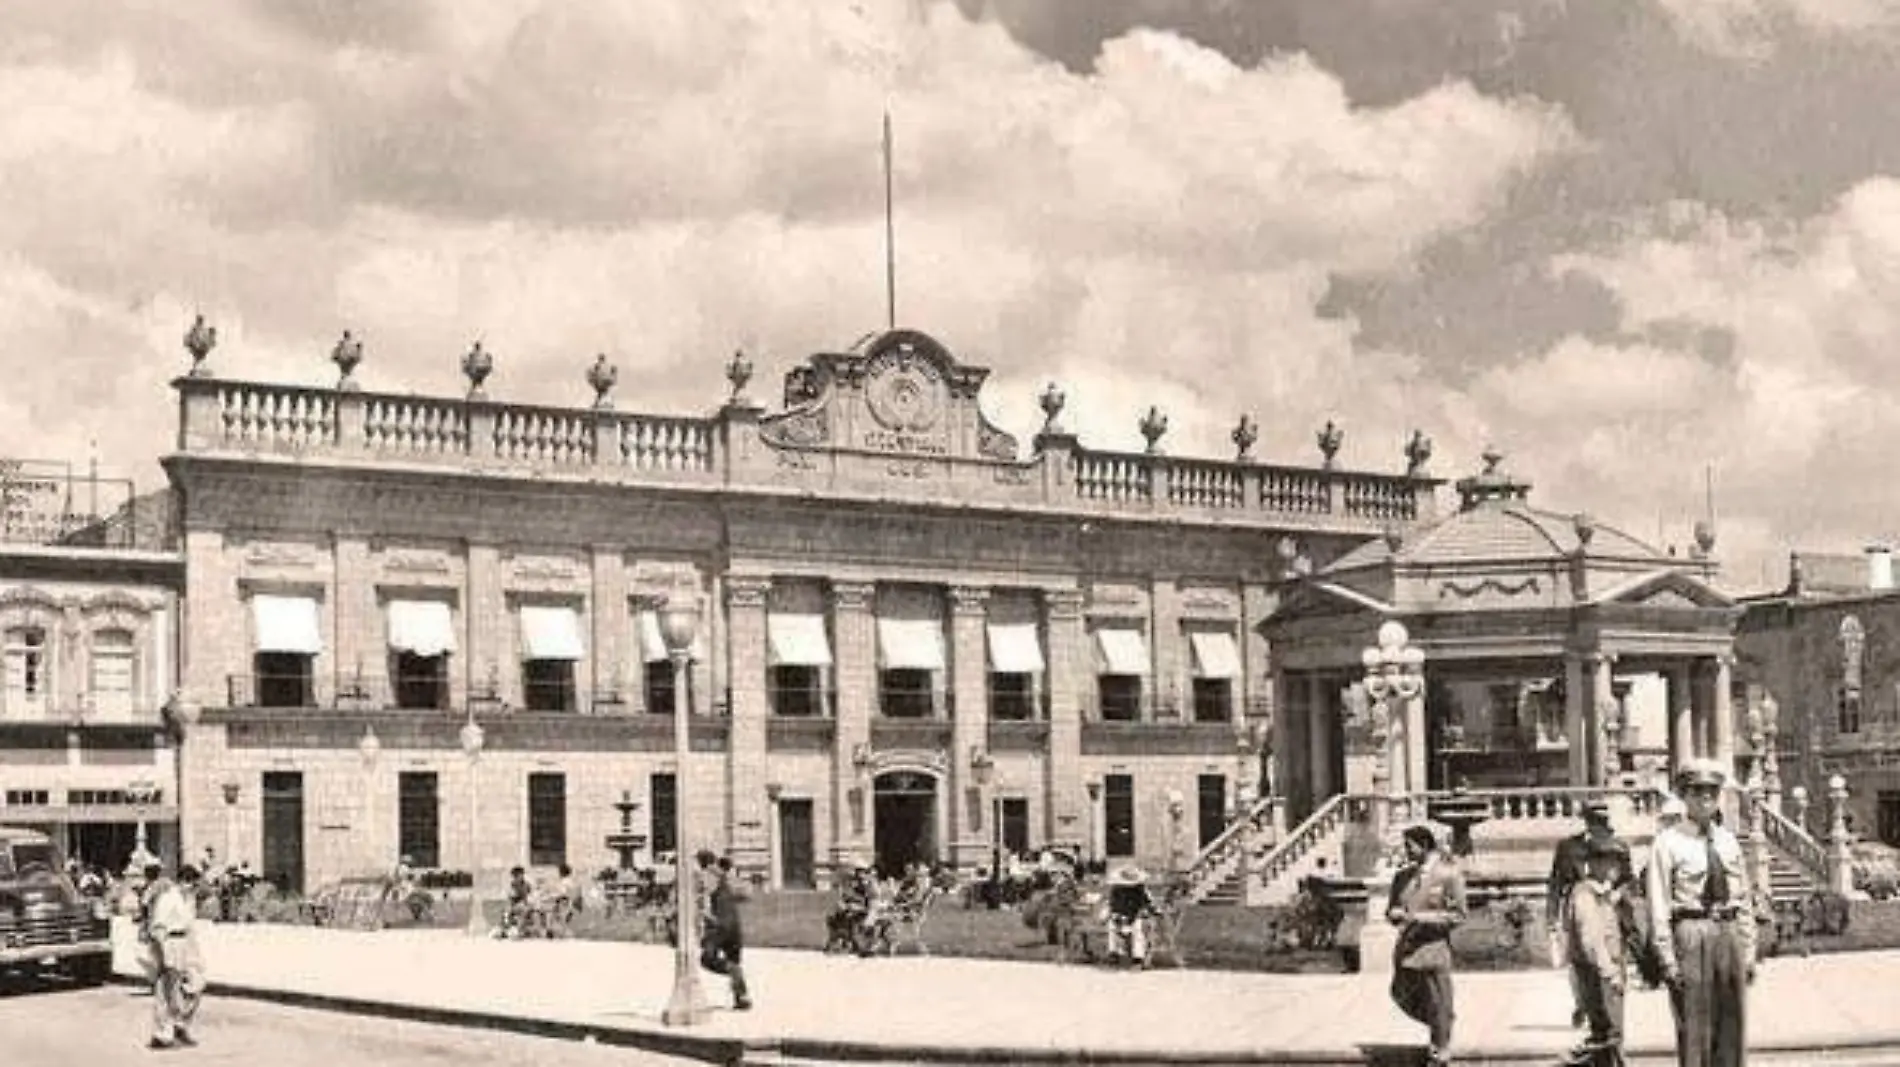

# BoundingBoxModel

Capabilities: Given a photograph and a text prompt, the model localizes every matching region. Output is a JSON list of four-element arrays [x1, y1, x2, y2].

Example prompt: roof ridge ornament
[[1454, 445, 1532, 512]]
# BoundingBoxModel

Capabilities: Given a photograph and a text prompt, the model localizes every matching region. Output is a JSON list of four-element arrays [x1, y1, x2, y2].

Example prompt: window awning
[[1189, 631, 1242, 680], [878, 618, 946, 671], [519, 606, 585, 661], [387, 600, 456, 657], [767, 614, 832, 667], [637, 610, 706, 663], [252, 595, 323, 655], [987, 623, 1045, 674], [1093, 628, 1150, 676]]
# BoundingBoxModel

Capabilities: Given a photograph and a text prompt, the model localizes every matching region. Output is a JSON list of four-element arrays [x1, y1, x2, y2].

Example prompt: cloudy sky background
[[6, 0, 1900, 591]]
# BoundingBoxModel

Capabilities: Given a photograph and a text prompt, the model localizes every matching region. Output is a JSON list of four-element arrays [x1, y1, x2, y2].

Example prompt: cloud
[[1652, 0, 1900, 58]]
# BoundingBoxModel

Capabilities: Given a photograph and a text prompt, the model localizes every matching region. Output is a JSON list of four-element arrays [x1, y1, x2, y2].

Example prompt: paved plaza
[[109, 922, 1900, 1065]]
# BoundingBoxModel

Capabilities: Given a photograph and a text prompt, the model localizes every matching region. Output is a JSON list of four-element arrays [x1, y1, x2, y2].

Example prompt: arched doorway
[[872, 770, 938, 878]]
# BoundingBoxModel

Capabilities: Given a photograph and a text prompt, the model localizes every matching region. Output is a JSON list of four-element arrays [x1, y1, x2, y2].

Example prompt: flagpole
[[884, 106, 896, 330]]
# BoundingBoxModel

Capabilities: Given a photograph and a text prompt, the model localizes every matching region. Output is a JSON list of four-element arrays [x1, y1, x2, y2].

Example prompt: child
[[1564, 836, 1631, 1066]]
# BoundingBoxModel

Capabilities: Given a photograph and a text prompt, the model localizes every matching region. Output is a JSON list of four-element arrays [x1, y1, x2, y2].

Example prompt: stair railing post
[[1826, 774, 1855, 896]]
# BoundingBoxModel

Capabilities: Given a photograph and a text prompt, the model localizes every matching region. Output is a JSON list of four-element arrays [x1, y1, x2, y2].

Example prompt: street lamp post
[[1164, 789, 1186, 876], [1361, 621, 1426, 863], [220, 781, 241, 869], [658, 597, 709, 1027], [459, 712, 486, 937], [359, 726, 382, 873], [127, 778, 159, 866]]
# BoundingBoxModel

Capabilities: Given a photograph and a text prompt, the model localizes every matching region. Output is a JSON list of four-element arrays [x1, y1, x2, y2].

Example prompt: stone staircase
[[1750, 795, 1827, 907]]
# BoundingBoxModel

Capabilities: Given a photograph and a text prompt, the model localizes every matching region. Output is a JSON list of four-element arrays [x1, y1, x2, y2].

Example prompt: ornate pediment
[[0, 585, 66, 612], [1591, 569, 1735, 610], [78, 590, 159, 616], [1265, 580, 1394, 623]]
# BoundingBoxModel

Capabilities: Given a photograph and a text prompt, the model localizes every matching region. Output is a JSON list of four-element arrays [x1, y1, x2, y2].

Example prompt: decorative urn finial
[[725, 348, 754, 404], [1232, 414, 1259, 462], [1481, 445, 1504, 474], [1573, 512, 1596, 548], [183, 315, 217, 377], [587, 354, 618, 410], [1383, 524, 1404, 552], [1138, 405, 1169, 454], [1317, 419, 1344, 468], [462, 340, 494, 399], [1693, 520, 1717, 557], [1404, 429, 1433, 476], [331, 330, 364, 391], [1038, 382, 1067, 435]]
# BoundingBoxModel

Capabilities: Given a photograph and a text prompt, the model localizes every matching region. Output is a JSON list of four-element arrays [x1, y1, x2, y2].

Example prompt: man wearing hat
[[1105, 866, 1157, 967], [1549, 799, 1621, 1030], [1645, 759, 1755, 1067], [695, 850, 751, 1010], [1387, 824, 1467, 1067], [1562, 835, 1632, 1066]]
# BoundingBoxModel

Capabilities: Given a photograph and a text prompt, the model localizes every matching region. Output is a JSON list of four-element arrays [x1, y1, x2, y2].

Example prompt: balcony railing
[[175, 376, 1438, 530]]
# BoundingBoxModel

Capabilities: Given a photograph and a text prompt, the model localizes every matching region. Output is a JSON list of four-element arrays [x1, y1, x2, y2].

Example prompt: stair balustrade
[[1180, 795, 1283, 906]]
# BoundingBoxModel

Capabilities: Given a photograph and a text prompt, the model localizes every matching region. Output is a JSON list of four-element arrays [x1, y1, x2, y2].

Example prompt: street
[[0, 978, 699, 1067]]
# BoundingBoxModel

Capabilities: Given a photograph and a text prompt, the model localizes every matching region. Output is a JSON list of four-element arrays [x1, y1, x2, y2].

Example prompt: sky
[[5, 0, 1900, 592]]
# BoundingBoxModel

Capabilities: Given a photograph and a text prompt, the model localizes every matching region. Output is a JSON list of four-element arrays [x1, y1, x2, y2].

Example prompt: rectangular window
[[253, 652, 313, 708], [4, 790, 49, 807], [398, 772, 440, 869], [879, 668, 933, 718], [4, 628, 48, 713], [1104, 774, 1135, 858], [522, 659, 575, 712], [1192, 678, 1232, 724], [1000, 797, 1030, 855], [650, 773, 678, 857], [90, 630, 136, 716], [644, 660, 690, 716], [1840, 686, 1863, 735], [1099, 676, 1142, 722], [391, 652, 449, 710], [989, 673, 1035, 721], [1197, 774, 1228, 849], [770, 665, 823, 717], [527, 773, 566, 867]]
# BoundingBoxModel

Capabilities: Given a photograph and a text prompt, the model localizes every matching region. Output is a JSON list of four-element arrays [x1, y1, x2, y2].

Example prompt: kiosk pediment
[[1592, 569, 1734, 610]]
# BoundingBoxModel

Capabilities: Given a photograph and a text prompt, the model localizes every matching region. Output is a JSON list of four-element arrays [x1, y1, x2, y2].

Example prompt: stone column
[[1590, 653, 1617, 786], [1307, 673, 1332, 800], [830, 581, 876, 874], [588, 545, 626, 713], [331, 531, 372, 708], [949, 586, 990, 871], [724, 577, 772, 880], [1712, 654, 1736, 779], [1044, 589, 1087, 848], [1564, 654, 1588, 787], [1669, 662, 1694, 773]]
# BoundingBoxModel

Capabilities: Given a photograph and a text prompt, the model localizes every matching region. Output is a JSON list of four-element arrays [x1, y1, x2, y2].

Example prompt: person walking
[[695, 851, 751, 1011], [147, 863, 206, 1049], [1387, 824, 1468, 1067], [1563, 836, 1632, 1066], [1646, 759, 1755, 1067], [1550, 799, 1619, 1030]]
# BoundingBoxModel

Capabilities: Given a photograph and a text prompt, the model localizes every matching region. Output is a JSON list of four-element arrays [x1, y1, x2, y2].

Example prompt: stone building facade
[[164, 327, 1438, 892], [0, 484, 183, 870], [1737, 546, 1900, 846]]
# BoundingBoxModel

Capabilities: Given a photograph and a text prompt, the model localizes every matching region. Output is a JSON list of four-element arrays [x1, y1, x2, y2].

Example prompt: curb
[[107, 973, 1900, 1066]]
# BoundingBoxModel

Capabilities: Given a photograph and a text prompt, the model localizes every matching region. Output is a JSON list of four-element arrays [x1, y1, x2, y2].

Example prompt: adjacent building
[[163, 326, 1440, 892], [0, 465, 183, 870]]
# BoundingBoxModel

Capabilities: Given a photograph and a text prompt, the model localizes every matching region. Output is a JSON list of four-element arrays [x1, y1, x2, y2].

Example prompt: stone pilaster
[[1043, 588, 1086, 848], [465, 541, 507, 707], [949, 585, 990, 870], [1589, 653, 1616, 785], [1712, 654, 1736, 779], [181, 527, 230, 707], [588, 545, 626, 713], [1669, 662, 1694, 773], [830, 580, 876, 872], [1564, 653, 1588, 787], [332, 532, 372, 707], [725, 576, 772, 879]]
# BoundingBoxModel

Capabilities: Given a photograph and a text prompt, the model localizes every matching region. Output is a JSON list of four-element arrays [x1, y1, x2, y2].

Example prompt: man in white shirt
[[147, 863, 205, 1050], [1645, 759, 1754, 1067]]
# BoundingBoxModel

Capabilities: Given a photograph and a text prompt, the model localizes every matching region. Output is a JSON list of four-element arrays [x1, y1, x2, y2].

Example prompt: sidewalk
[[117, 923, 1900, 1066]]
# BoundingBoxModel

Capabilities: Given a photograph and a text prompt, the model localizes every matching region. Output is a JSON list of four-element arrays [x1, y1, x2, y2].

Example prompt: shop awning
[[877, 619, 945, 671], [986, 623, 1045, 674], [519, 606, 585, 661], [638, 610, 706, 663], [767, 614, 832, 667], [251, 594, 323, 655], [1189, 631, 1242, 680], [1093, 628, 1150, 676], [386, 600, 456, 657]]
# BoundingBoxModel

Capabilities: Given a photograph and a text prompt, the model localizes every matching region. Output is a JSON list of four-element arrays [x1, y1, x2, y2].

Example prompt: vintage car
[[0, 826, 112, 985]]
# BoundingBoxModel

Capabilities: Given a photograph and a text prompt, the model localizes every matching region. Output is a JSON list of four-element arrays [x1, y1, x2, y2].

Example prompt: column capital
[[1044, 588, 1086, 620], [830, 580, 876, 612], [950, 586, 990, 617], [725, 576, 771, 609]]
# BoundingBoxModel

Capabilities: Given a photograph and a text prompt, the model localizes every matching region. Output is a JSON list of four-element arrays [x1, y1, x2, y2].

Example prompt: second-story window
[[767, 610, 832, 717], [249, 594, 322, 708], [518, 605, 585, 713], [986, 618, 1044, 722], [3, 627, 48, 715], [1092, 626, 1149, 722], [876, 617, 944, 719], [89, 628, 136, 717], [386, 600, 455, 710], [1840, 685, 1863, 735], [638, 609, 700, 715], [1187, 629, 1241, 724]]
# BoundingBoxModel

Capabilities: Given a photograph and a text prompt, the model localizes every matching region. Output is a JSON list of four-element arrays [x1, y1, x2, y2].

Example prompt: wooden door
[[779, 799, 814, 889], [261, 771, 305, 894]]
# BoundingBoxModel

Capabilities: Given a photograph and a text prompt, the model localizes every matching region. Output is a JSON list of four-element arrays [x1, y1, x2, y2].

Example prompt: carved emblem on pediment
[[78, 590, 157, 616], [0, 586, 67, 613], [508, 552, 581, 582], [382, 548, 453, 576], [1635, 588, 1698, 609], [1179, 585, 1238, 616], [629, 559, 701, 597], [977, 417, 1019, 462], [760, 407, 830, 448], [244, 541, 318, 569], [865, 345, 947, 434], [1087, 582, 1147, 615]]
